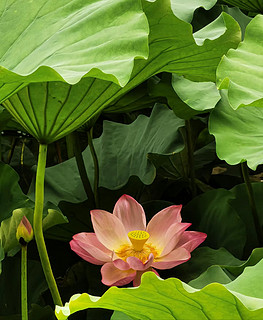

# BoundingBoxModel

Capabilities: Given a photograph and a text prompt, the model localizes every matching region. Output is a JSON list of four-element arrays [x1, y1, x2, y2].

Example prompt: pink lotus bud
[[16, 216, 33, 245]]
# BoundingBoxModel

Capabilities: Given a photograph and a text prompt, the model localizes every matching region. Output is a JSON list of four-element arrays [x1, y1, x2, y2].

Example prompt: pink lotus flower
[[70, 195, 206, 287]]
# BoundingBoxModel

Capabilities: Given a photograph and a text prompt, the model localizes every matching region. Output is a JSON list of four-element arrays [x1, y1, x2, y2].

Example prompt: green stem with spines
[[21, 245, 28, 320], [33, 143, 62, 306]]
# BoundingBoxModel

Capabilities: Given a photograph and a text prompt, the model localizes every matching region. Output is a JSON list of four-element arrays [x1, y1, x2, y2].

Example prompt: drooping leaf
[[2, 1, 241, 143], [0, 0, 149, 99], [172, 74, 220, 111], [217, 15, 263, 109], [55, 272, 263, 320], [209, 90, 263, 170]]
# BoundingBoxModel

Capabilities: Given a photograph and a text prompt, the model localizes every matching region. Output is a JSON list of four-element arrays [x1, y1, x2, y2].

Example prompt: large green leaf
[[2, 0, 240, 143], [55, 272, 263, 320], [217, 15, 263, 109], [0, 162, 31, 223], [209, 90, 263, 170], [223, 0, 263, 13], [29, 104, 185, 205], [0, 0, 149, 96]]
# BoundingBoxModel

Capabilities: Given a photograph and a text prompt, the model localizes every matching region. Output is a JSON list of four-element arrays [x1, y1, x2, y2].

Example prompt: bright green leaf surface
[[55, 272, 263, 320], [226, 259, 263, 299], [0, 0, 149, 96], [171, 0, 217, 23], [209, 91, 263, 170], [30, 104, 185, 205], [172, 74, 220, 111], [217, 15, 263, 109], [1, 1, 240, 143], [223, 0, 263, 13]]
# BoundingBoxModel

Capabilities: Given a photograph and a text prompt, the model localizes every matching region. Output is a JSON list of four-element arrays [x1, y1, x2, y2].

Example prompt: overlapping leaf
[[0, 0, 149, 100], [29, 104, 185, 205], [55, 271, 263, 320], [172, 74, 220, 111], [209, 91, 263, 170], [217, 15, 263, 109], [2, 0, 241, 143]]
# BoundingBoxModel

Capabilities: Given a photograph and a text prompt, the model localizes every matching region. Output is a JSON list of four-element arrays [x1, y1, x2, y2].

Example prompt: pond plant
[[1, 0, 263, 319]]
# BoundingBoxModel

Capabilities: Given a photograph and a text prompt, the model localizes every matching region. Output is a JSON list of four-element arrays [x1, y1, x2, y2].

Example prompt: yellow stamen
[[128, 230, 149, 251]]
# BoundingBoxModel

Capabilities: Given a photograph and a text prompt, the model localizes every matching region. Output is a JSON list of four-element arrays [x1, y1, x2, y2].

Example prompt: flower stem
[[185, 120, 196, 197], [33, 144, 62, 306], [73, 132, 96, 207], [241, 162, 263, 246], [87, 128, 99, 207], [21, 245, 28, 320]]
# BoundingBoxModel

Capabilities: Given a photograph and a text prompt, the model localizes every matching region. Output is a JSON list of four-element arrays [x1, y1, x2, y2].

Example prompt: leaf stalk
[[21, 245, 28, 320], [33, 143, 62, 306]]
